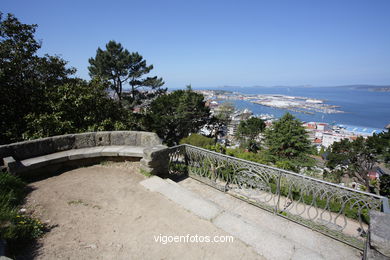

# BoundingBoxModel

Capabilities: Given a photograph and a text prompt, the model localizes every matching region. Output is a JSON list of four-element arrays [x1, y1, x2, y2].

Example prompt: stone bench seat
[[1, 131, 169, 177], [5, 145, 146, 174]]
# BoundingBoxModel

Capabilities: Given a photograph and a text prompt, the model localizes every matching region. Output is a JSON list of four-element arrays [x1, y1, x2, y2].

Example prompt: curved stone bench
[[0, 131, 165, 176]]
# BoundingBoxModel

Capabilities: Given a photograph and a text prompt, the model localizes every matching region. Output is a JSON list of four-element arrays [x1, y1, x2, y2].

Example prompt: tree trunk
[[118, 80, 122, 100]]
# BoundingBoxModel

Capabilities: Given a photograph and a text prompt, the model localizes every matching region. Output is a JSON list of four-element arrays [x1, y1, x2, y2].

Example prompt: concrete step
[[140, 176, 361, 260], [140, 176, 221, 220]]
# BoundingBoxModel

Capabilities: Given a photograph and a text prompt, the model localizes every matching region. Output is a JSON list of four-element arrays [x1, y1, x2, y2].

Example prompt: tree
[[23, 78, 137, 139], [379, 174, 390, 198], [326, 136, 377, 189], [88, 41, 131, 101], [127, 52, 165, 106], [236, 117, 266, 151], [0, 13, 75, 144], [88, 41, 165, 105], [209, 102, 235, 140], [215, 102, 235, 125], [373, 130, 390, 166], [146, 87, 210, 146], [264, 113, 314, 170]]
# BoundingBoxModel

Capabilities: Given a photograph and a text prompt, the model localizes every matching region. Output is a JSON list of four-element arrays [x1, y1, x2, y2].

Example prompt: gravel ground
[[21, 162, 262, 260]]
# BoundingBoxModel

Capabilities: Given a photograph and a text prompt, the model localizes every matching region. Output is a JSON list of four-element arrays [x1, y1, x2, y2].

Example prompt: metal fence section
[[166, 144, 389, 249]]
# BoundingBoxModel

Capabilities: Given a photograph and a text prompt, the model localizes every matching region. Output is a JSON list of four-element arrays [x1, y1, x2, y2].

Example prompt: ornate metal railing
[[166, 144, 389, 249]]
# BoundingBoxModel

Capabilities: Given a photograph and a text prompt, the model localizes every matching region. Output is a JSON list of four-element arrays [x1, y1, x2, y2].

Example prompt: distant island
[[201, 84, 390, 92], [330, 85, 390, 92]]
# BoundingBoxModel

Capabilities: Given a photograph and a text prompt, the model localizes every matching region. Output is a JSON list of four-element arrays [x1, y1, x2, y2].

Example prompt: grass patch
[[139, 168, 153, 177], [0, 172, 45, 257]]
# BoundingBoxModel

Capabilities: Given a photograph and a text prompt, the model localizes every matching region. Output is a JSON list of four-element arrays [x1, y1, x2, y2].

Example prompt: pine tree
[[236, 117, 266, 152], [264, 113, 314, 170], [88, 41, 165, 105], [88, 41, 131, 101], [146, 87, 210, 146]]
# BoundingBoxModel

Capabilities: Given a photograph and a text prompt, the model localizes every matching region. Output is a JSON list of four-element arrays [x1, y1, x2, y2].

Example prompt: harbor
[[194, 87, 390, 130]]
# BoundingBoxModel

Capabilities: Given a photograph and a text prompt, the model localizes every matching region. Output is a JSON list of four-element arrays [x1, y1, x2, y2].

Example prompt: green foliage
[[264, 113, 314, 170], [318, 146, 326, 157], [226, 148, 268, 164], [373, 131, 390, 165], [0, 13, 75, 144], [0, 212, 44, 241], [0, 172, 45, 243], [326, 138, 351, 169], [88, 41, 131, 100], [0, 173, 26, 208], [326, 136, 377, 188], [275, 160, 298, 171], [380, 174, 390, 198], [214, 102, 235, 124], [139, 168, 153, 178], [236, 117, 265, 141], [208, 102, 235, 140], [180, 134, 215, 148], [236, 117, 266, 152], [146, 88, 210, 146], [323, 168, 344, 183], [23, 79, 137, 139], [88, 40, 165, 105], [205, 143, 227, 154]]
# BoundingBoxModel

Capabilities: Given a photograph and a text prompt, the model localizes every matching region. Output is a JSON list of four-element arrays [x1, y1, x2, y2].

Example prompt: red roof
[[368, 171, 379, 180], [314, 138, 322, 144]]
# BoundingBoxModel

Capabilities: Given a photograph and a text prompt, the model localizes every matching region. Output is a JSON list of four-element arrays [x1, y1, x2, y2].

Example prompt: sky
[[2, 0, 390, 89]]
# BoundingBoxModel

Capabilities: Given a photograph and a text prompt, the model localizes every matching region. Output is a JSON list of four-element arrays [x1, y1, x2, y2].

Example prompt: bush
[[0, 210, 44, 241], [0, 173, 27, 207], [380, 174, 390, 198], [226, 148, 268, 164], [179, 134, 215, 148], [0, 172, 45, 245]]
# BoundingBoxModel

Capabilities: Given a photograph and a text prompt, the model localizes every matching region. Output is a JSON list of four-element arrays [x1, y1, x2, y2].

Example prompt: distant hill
[[200, 84, 390, 92], [332, 85, 390, 92]]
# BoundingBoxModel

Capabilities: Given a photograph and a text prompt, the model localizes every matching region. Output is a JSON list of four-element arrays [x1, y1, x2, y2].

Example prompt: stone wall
[[365, 211, 390, 259], [0, 131, 162, 164], [140, 145, 169, 176]]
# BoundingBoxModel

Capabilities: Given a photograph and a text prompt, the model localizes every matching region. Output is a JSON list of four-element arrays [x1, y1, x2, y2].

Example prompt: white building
[[322, 133, 351, 148]]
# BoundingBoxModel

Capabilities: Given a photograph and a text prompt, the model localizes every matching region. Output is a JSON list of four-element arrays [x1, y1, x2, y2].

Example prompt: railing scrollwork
[[166, 144, 389, 249]]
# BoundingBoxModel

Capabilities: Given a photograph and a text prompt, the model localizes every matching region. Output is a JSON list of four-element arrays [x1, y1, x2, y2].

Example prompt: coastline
[[191, 87, 389, 131]]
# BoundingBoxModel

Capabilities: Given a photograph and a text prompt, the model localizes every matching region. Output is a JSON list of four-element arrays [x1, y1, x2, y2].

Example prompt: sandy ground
[[22, 162, 262, 260]]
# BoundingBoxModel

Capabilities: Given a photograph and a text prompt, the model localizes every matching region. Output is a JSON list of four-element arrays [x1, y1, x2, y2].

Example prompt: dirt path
[[23, 162, 262, 260]]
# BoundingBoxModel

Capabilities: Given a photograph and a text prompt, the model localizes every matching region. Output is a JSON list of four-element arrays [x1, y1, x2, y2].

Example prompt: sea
[[172, 86, 390, 133]]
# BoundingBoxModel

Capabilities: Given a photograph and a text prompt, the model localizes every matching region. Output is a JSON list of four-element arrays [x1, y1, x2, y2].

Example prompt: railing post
[[381, 197, 390, 213], [275, 172, 282, 214], [364, 211, 390, 259], [140, 145, 169, 177], [183, 145, 189, 175]]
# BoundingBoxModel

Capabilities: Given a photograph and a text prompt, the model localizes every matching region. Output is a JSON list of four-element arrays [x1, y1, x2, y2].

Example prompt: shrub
[[226, 148, 268, 164], [0, 210, 44, 241], [0, 172, 45, 247], [0, 173, 27, 207], [180, 134, 215, 148]]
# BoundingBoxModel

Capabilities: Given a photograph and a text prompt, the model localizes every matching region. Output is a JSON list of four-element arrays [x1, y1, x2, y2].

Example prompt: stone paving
[[141, 176, 362, 260]]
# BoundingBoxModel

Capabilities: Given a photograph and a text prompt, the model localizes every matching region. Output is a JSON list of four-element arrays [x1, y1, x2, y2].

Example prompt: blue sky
[[2, 0, 390, 88]]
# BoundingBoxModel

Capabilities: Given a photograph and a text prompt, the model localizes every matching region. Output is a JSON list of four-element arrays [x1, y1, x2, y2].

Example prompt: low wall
[[365, 211, 390, 259], [0, 131, 161, 165]]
